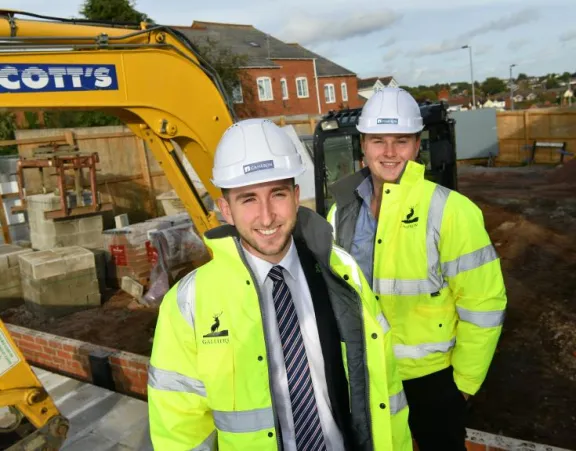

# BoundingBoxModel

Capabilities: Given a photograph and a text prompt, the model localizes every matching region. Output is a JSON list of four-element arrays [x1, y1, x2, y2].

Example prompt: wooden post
[[309, 118, 316, 134], [136, 137, 157, 217], [0, 197, 11, 244]]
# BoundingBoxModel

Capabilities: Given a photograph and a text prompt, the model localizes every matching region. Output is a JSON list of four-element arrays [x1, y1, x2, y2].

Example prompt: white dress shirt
[[241, 238, 345, 451]]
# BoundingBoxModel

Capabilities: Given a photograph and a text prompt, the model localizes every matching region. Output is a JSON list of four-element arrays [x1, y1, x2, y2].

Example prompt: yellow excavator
[[0, 9, 237, 449]]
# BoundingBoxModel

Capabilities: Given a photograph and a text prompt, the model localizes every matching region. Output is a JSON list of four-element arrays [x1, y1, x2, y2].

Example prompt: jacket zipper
[[234, 239, 283, 450], [326, 259, 374, 450]]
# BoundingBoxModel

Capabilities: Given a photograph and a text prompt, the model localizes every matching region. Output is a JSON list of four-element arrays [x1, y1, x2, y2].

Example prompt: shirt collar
[[356, 174, 373, 206], [241, 236, 299, 286]]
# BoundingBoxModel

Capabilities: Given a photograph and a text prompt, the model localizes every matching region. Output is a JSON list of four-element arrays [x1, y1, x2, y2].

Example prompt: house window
[[324, 84, 336, 103], [296, 77, 309, 98], [257, 77, 273, 101], [232, 82, 243, 104], [341, 82, 348, 101], [281, 78, 289, 99]]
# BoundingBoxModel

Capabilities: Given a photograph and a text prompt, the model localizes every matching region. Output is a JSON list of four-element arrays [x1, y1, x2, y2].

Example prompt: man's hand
[[461, 392, 470, 401]]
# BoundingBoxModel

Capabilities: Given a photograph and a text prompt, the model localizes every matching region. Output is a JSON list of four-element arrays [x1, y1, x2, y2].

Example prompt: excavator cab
[[312, 102, 458, 217]]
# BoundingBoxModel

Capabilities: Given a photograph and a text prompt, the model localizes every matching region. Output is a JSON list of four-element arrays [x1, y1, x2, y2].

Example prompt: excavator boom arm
[[0, 10, 236, 234]]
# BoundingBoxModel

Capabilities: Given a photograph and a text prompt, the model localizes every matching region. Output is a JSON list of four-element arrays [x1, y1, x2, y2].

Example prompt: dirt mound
[[548, 157, 576, 184]]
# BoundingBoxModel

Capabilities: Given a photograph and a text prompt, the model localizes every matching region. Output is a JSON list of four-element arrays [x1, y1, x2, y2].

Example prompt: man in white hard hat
[[326, 88, 507, 451], [147, 118, 413, 450]]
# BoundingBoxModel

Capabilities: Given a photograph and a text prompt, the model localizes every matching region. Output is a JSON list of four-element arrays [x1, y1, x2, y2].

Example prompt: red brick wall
[[318, 76, 363, 113], [6, 324, 149, 399], [234, 64, 364, 119], [235, 61, 320, 118]]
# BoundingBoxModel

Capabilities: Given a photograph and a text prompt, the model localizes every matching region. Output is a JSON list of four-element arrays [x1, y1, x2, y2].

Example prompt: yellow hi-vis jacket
[[148, 207, 412, 451], [327, 161, 507, 395]]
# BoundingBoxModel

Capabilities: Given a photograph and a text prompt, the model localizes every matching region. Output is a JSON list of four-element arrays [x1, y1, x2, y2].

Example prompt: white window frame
[[341, 82, 348, 101], [324, 83, 336, 104], [296, 77, 309, 98], [280, 78, 289, 100], [232, 82, 243, 104], [256, 77, 273, 101]]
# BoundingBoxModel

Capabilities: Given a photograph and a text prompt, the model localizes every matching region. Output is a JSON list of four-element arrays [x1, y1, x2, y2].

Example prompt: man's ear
[[294, 184, 301, 206], [216, 196, 235, 226]]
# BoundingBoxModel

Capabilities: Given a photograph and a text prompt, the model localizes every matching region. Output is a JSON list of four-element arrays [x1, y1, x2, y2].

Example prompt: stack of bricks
[[18, 246, 101, 318], [27, 192, 104, 251], [0, 244, 34, 310], [102, 219, 173, 288]]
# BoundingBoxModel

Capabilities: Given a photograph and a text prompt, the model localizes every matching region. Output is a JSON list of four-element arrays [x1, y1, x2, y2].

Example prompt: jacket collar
[[330, 160, 425, 207], [203, 206, 333, 268]]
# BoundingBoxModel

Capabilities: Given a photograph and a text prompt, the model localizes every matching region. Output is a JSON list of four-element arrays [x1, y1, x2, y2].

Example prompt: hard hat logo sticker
[[243, 160, 275, 174], [376, 118, 399, 125]]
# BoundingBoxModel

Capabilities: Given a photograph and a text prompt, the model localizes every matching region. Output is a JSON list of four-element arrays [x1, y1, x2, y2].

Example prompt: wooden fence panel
[[496, 109, 576, 165]]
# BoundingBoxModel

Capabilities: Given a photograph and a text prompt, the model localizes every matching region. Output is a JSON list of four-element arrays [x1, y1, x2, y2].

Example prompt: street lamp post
[[461, 45, 476, 109], [509, 64, 516, 110]]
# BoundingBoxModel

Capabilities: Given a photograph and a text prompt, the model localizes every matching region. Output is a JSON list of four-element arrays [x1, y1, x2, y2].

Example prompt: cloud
[[278, 9, 401, 46], [463, 7, 539, 39], [508, 38, 529, 51], [383, 48, 401, 61], [379, 37, 397, 48], [410, 7, 539, 57], [560, 30, 576, 42]]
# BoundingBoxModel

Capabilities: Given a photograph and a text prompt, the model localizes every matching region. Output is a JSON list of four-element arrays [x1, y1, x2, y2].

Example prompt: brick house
[[176, 22, 364, 118]]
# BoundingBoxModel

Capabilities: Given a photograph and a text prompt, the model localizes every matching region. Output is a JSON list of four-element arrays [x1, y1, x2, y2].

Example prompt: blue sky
[[11, 0, 576, 86]]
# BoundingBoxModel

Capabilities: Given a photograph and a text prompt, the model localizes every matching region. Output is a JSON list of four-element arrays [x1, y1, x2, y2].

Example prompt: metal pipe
[[313, 58, 322, 115]]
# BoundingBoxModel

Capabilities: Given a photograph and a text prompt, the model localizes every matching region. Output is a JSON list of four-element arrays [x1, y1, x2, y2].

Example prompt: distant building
[[357, 76, 399, 100]]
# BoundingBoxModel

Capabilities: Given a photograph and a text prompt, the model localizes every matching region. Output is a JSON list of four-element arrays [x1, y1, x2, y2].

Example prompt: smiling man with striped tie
[[147, 119, 413, 451]]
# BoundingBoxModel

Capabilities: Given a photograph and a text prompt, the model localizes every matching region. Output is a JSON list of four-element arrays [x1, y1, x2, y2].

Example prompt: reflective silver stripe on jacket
[[177, 270, 198, 329], [148, 365, 206, 397], [389, 390, 408, 415], [373, 184, 450, 295], [190, 430, 216, 451], [373, 278, 448, 296], [457, 306, 505, 328], [442, 244, 498, 277], [394, 338, 456, 359], [376, 312, 391, 334], [213, 407, 275, 433]]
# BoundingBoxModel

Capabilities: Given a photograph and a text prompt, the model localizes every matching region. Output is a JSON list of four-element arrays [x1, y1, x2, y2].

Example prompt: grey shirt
[[241, 238, 345, 451], [350, 176, 378, 286]]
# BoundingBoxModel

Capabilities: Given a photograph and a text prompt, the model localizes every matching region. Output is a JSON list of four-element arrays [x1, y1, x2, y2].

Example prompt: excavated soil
[[2, 162, 576, 449], [457, 164, 576, 450]]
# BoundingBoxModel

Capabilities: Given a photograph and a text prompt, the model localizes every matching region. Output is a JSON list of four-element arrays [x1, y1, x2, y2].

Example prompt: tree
[[546, 76, 560, 90], [0, 112, 17, 155], [517, 73, 528, 81], [481, 77, 507, 95], [191, 37, 256, 117], [80, 0, 153, 23]]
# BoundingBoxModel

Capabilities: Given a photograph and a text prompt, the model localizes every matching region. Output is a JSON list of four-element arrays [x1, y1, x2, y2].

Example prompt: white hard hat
[[211, 118, 305, 189], [357, 87, 424, 135]]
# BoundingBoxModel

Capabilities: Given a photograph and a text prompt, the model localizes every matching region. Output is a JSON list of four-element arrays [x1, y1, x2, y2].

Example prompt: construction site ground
[[2, 160, 576, 450]]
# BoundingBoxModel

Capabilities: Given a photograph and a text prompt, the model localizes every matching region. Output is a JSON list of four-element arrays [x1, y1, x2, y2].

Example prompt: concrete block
[[121, 277, 144, 299], [53, 221, 80, 236], [53, 246, 96, 273], [78, 216, 104, 233], [19, 251, 68, 280], [0, 244, 33, 268], [115, 214, 130, 228]]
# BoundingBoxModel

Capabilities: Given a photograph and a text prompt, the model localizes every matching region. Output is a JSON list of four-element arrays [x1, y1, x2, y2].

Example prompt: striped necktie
[[268, 265, 327, 451]]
